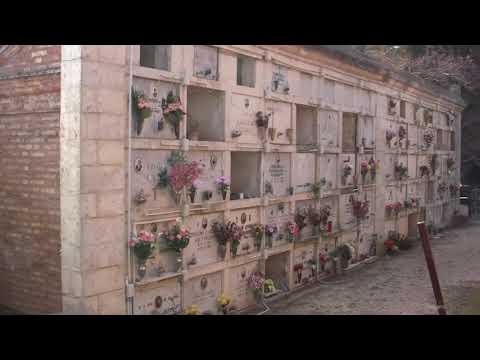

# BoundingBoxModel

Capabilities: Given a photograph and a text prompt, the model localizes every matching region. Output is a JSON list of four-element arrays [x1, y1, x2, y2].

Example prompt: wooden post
[[417, 221, 447, 315]]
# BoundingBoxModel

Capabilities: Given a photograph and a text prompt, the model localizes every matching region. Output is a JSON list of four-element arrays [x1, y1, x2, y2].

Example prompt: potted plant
[[216, 176, 230, 200], [129, 230, 156, 281], [311, 181, 323, 199], [330, 244, 352, 269], [159, 219, 191, 272], [419, 165, 430, 178], [131, 88, 152, 136], [161, 91, 186, 139]]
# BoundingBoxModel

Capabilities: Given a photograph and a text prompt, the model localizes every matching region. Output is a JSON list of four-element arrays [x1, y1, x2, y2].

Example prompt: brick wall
[[0, 45, 62, 314]]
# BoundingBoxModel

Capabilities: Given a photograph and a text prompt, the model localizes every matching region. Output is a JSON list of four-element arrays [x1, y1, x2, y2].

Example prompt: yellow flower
[[185, 305, 200, 315]]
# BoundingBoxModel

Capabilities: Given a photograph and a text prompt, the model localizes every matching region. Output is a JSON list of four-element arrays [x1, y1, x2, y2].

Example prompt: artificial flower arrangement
[[398, 125, 407, 141], [252, 224, 264, 251], [447, 158, 455, 175], [215, 176, 230, 200], [342, 162, 354, 183], [217, 294, 231, 315], [211, 221, 244, 258], [404, 198, 417, 209], [294, 208, 308, 234], [449, 183, 460, 198], [369, 158, 380, 181], [352, 199, 369, 221], [307, 208, 322, 235], [286, 221, 300, 242], [311, 178, 327, 199], [385, 128, 396, 147], [423, 130, 434, 148], [184, 305, 200, 315], [419, 165, 430, 178], [438, 182, 448, 198], [394, 162, 408, 180], [131, 88, 153, 136], [157, 151, 202, 205], [247, 271, 265, 300], [264, 224, 278, 248], [129, 230, 156, 280], [264, 279, 276, 294], [384, 231, 411, 255], [385, 202, 403, 217], [388, 99, 397, 115], [161, 91, 186, 139], [360, 160, 370, 183], [159, 219, 191, 254]]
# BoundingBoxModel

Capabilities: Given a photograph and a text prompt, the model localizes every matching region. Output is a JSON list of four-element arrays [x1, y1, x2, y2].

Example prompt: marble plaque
[[293, 243, 316, 287], [188, 151, 225, 203], [265, 202, 291, 246], [131, 78, 180, 139], [264, 153, 291, 196], [298, 72, 313, 100], [292, 153, 315, 194], [408, 124, 418, 149], [266, 100, 291, 145], [317, 154, 337, 194], [134, 221, 177, 276], [338, 83, 354, 108], [134, 277, 181, 315], [229, 261, 260, 310], [184, 212, 224, 268], [339, 193, 356, 229], [230, 93, 263, 144], [358, 88, 371, 114], [183, 271, 223, 314], [229, 208, 259, 256], [318, 110, 338, 147], [408, 155, 417, 179], [361, 116, 375, 148], [322, 78, 335, 104]]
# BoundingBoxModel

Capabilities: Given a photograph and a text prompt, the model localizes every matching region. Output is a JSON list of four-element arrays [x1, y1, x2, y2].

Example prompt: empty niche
[[265, 252, 290, 295], [342, 112, 358, 152], [194, 45, 219, 80], [230, 152, 261, 200], [140, 45, 171, 71], [296, 105, 317, 147], [187, 86, 225, 141], [236, 55, 256, 88]]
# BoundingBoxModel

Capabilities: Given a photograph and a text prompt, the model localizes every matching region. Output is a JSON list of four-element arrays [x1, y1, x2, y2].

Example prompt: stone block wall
[[0, 45, 62, 313]]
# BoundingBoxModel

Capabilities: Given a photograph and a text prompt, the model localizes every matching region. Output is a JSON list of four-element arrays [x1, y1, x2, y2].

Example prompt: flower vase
[[218, 245, 227, 260], [137, 259, 147, 281], [189, 189, 196, 204], [222, 190, 228, 201], [176, 251, 183, 272]]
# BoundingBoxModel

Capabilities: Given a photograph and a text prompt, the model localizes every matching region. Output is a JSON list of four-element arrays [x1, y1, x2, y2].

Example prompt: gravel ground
[[269, 221, 480, 315]]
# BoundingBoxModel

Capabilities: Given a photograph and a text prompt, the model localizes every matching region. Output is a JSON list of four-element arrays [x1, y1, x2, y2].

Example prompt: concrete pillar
[[60, 45, 129, 314]]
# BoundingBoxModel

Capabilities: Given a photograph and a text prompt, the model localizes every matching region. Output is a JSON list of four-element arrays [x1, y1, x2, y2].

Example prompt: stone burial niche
[[187, 86, 225, 142], [296, 104, 317, 150], [265, 252, 290, 296], [230, 151, 261, 200]]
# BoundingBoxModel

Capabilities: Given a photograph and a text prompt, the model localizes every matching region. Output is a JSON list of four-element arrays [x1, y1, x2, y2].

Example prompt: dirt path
[[269, 222, 480, 315]]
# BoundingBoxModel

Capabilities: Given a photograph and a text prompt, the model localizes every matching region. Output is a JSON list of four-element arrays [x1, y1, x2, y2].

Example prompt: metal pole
[[417, 221, 447, 315]]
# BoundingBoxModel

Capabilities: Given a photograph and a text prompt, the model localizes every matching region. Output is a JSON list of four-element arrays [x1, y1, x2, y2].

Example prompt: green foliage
[[167, 150, 187, 167], [158, 167, 169, 188]]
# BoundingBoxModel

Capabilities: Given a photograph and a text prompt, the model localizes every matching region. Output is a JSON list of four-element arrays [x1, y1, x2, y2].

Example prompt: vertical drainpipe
[[126, 45, 134, 315]]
